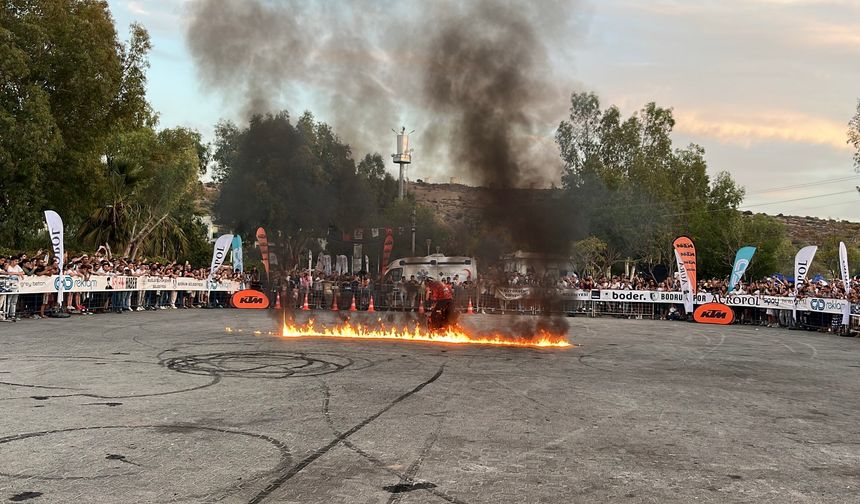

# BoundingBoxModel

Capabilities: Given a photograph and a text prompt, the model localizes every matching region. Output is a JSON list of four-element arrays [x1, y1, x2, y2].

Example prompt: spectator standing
[[5, 256, 25, 321], [405, 275, 419, 312], [0, 257, 8, 321]]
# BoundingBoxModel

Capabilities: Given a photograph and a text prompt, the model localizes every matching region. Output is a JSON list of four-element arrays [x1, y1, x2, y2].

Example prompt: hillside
[[409, 182, 860, 246]]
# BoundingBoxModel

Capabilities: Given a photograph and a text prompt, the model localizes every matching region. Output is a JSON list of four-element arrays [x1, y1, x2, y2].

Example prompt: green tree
[[702, 212, 792, 280], [570, 236, 608, 277], [816, 236, 860, 278], [357, 153, 398, 211], [213, 111, 401, 267], [77, 126, 207, 259], [556, 92, 748, 278], [379, 199, 452, 260], [687, 171, 746, 276], [0, 1, 152, 247], [210, 119, 241, 182]]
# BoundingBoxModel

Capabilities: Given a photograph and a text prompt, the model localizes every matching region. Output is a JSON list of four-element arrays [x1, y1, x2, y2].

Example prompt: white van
[[383, 254, 477, 283]]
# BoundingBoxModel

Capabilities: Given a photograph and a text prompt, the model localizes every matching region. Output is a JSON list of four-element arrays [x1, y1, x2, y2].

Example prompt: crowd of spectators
[[272, 267, 475, 311], [0, 249, 245, 322], [493, 270, 859, 304], [1, 248, 857, 327]]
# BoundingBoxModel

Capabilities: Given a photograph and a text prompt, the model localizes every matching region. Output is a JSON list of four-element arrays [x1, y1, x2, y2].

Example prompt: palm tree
[[77, 157, 143, 253]]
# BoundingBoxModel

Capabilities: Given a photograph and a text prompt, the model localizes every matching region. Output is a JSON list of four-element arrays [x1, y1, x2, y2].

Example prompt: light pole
[[425, 238, 431, 256], [411, 207, 416, 256]]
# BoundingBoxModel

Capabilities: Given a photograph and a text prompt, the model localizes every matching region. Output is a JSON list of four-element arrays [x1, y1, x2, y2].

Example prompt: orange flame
[[279, 318, 571, 348]]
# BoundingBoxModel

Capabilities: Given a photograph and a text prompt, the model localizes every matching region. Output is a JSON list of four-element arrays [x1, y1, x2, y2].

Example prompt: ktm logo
[[231, 289, 270, 309], [693, 302, 734, 325]]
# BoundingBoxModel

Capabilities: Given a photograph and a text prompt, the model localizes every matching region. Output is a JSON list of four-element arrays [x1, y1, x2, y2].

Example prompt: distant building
[[198, 215, 219, 243], [196, 182, 220, 243], [501, 251, 575, 278]]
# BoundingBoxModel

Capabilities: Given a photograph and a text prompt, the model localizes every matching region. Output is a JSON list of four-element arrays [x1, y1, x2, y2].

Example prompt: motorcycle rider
[[423, 275, 455, 329]]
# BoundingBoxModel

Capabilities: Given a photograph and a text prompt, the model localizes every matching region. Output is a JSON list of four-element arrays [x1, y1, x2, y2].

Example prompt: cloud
[[126, 1, 147, 15], [675, 110, 852, 151], [120, 0, 188, 31], [801, 22, 860, 50]]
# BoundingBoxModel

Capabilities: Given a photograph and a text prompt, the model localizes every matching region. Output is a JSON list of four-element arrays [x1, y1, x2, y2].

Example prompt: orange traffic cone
[[302, 293, 310, 311], [349, 295, 357, 312], [367, 295, 375, 312], [274, 292, 282, 309], [467, 298, 474, 314], [331, 296, 339, 311]]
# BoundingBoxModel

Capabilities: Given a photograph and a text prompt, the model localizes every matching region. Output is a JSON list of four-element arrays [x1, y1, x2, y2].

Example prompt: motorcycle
[[427, 299, 456, 331]]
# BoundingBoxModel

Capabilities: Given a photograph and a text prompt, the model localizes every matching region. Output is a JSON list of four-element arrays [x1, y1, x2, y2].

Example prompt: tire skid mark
[[799, 342, 818, 359], [779, 342, 796, 354], [0, 381, 82, 391], [486, 378, 563, 416], [697, 333, 726, 362], [0, 375, 221, 402], [319, 376, 469, 504], [386, 428, 441, 504], [247, 366, 445, 504], [576, 345, 633, 373], [0, 423, 291, 492]]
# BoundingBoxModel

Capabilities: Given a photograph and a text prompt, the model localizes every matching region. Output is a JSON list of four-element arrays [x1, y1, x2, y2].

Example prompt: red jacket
[[427, 280, 453, 301]]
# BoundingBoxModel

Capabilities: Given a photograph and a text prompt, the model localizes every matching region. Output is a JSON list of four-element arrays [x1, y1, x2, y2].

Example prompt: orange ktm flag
[[672, 236, 697, 294]]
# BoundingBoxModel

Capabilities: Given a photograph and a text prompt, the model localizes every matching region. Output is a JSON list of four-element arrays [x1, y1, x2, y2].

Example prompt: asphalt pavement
[[0, 310, 858, 503]]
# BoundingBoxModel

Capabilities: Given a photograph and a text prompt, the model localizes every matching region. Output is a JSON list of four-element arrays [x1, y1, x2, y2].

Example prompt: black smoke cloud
[[189, 1, 578, 244], [188, 0, 580, 333], [185, 0, 580, 190], [186, 0, 400, 156], [420, 1, 576, 254]]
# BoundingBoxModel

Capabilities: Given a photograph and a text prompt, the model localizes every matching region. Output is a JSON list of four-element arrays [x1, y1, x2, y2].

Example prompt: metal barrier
[[0, 289, 230, 319], [0, 278, 857, 336]]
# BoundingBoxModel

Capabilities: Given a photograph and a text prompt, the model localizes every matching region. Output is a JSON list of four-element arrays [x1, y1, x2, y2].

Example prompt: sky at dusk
[[108, 0, 860, 221]]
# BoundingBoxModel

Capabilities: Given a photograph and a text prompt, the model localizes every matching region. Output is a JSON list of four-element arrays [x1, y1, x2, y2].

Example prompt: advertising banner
[[3, 278, 855, 314], [674, 249, 694, 314], [10, 276, 240, 294], [793, 245, 818, 320], [557, 289, 593, 301], [694, 303, 735, 325], [209, 234, 234, 281], [231, 289, 270, 309], [353, 244, 363, 274], [256, 227, 270, 278], [0, 275, 19, 294], [728, 246, 756, 293], [494, 287, 534, 301], [382, 229, 394, 273], [232, 235, 243, 272], [44, 210, 64, 306], [840, 242, 851, 324], [580, 289, 854, 315], [673, 236, 697, 294], [336, 255, 348, 275]]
